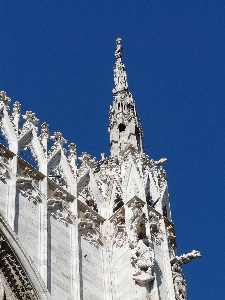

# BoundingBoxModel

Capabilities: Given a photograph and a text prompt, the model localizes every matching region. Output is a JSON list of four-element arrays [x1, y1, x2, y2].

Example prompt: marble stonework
[[0, 39, 201, 300]]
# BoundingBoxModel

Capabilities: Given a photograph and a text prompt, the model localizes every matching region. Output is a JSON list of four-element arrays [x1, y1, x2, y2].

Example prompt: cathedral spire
[[109, 38, 144, 156], [113, 38, 128, 95]]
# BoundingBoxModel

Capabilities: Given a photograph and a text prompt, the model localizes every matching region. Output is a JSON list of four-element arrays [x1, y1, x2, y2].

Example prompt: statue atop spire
[[113, 38, 128, 95], [114, 38, 123, 60]]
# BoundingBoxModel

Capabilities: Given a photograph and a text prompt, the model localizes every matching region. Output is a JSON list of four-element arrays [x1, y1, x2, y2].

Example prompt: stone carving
[[21, 140, 39, 164], [18, 124, 33, 153], [112, 210, 125, 226], [0, 235, 39, 300], [0, 40, 203, 300], [18, 113, 44, 165], [0, 91, 11, 110], [157, 166, 167, 188], [0, 120, 8, 145], [171, 250, 202, 266], [22, 111, 39, 127], [40, 122, 49, 139], [110, 210, 127, 248], [50, 132, 67, 148], [68, 143, 76, 159], [16, 176, 43, 205], [112, 226, 127, 248], [78, 152, 96, 169], [85, 193, 98, 213], [78, 210, 103, 249], [148, 158, 168, 168], [23, 167, 37, 179], [149, 211, 163, 245], [67, 143, 77, 176], [128, 198, 147, 244], [53, 188, 67, 201], [48, 189, 73, 227], [48, 132, 67, 163], [113, 38, 128, 94], [49, 163, 68, 187], [167, 225, 176, 258], [171, 250, 202, 300], [77, 152, 96, 179], [130, 240, 155, 285], [11, 101, 21, 118], [0, 96, 17, 147], [0, 157, 11, 181], [171, 263, 186, 300]]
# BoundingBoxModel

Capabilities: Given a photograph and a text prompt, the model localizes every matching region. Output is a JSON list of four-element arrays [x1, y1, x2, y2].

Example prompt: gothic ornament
[[22, 111, 39, 127], [78, 210, 103, 249], [130, 239, 155, 286], [127, 198, 147, 244], [16, 177, 43, 205], [48, 191, 74, 227], [149, 211, 163, 245], [0, 235, 39, 300], [0, 157, 11, 181], [171, 250, 202, 300]]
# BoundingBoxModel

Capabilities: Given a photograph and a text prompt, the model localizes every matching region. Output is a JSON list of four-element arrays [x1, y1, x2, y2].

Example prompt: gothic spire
[[113, 38, 128, 95], [109, 38, 144, 156]]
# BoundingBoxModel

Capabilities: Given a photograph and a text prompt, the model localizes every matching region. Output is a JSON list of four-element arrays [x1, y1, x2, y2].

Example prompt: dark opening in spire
[[119, 124, 126, 132]]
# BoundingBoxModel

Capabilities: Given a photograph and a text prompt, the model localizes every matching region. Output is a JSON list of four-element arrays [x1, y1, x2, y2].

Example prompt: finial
[[0, 91, 11, 111], [40, 122, 49, 139], [68, 143, 76, 158], [113, 38, 128, 94], [12, 101, 21, 117], [115, 38, 123, 61], [22, 111, 39, 126], [50, 132, 67, 147]]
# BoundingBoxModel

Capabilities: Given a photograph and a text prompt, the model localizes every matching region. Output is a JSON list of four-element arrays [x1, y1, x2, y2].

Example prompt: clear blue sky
[[1, 2, 225, 299]]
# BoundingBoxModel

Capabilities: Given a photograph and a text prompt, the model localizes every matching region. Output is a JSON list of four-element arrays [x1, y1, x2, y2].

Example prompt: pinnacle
[[113, 38, 128, 95], [114, 38, 123, 61]]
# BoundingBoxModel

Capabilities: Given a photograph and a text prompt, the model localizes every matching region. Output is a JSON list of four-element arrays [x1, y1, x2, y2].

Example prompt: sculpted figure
[[171, 262, 187, 300], [131, 240, 154, 277], [171, 250, 202, 300], [129, 207, 146, 242]]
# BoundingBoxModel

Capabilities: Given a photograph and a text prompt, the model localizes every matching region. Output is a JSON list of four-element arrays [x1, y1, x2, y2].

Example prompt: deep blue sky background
[[1, 1, 225, 299]]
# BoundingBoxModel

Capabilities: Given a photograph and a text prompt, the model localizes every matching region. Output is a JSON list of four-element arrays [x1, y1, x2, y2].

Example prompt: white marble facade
[[0, 39, 201, 299]]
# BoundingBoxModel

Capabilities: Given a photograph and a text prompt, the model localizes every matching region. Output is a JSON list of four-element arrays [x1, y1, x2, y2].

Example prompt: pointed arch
[[0, 214, 51, 300]]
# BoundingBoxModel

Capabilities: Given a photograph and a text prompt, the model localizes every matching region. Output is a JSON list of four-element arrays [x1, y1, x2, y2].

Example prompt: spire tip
[[115, 38, 123, 60]]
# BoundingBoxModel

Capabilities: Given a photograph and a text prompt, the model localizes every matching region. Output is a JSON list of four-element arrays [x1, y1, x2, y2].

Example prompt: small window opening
[[119, 124, 126, 132]]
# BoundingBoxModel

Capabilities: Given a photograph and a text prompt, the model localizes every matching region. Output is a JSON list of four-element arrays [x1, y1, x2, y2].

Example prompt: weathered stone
[[0, 39, 201, 299]]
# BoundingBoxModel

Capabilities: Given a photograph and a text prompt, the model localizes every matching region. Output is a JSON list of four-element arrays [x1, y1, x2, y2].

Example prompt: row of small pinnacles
[[0, 90, 98, 185]]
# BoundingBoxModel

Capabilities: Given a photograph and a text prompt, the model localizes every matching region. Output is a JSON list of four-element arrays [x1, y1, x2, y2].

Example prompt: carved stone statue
[[130, 240, 155, 284], [171, 250, 202, 300], [171, 263, 187, 300]]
